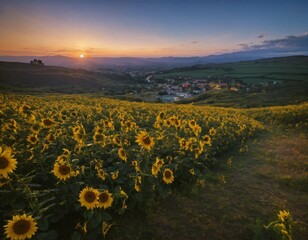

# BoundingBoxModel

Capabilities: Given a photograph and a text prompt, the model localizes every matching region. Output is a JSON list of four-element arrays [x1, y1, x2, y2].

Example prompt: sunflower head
[[93, 133, 106, 145], [188, 120, 196, 128], [27, 134, 38, 145], [118, 148, 127, 161], [46, 134, 56, 143], [97, 190, 113, 209], [209, 127, 216, 136], [151, 163, 160, 177], [202, 135, 211, 145], [53, 162, 75, 181], [112, 135, 122, 146], [0, 147, 17, 179], [111, 170, 119, 180], [4, 214, 38, 240], [30, 124, 40, 134], [135, 131, 154, 151], [155, 158, 164, 166], [163, 168, 174, 184], [178, 138, 186, 149], [79, 187, 99, 210], [156, 111, 165, 121], [41, 118, 55, 128], [97, 169, 106, 181], [134, 176, 142, 192], [132, 160, 141, 173]]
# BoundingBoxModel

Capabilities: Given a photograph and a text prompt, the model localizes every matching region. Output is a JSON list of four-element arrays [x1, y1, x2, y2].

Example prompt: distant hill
[[1, 52, 307, 70], [154, 55, 308, 84], [0, 61, 132, 93]]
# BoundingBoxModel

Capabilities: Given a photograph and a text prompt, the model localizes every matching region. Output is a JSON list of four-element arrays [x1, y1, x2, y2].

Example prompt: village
[[102, 69, 284, 103], [150, 75, 244, 102]]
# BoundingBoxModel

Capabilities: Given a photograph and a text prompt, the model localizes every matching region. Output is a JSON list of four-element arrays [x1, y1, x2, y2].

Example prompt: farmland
[[0, 94, 307, 239], [153, 56, 308, 85]]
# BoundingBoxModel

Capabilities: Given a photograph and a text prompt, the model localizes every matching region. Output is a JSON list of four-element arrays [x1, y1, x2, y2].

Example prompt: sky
[[0, 0, 308, 58]]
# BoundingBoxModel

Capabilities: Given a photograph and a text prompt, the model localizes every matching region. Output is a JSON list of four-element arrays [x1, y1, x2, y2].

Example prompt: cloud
[[191, 41, 199, 44], [257, 33, 266, 39], [240, 34, 308, 55], [238, 43, 249, 48]]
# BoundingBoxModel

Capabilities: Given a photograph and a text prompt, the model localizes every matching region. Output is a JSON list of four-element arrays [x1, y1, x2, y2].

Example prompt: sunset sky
[[0, 0, 308, 58]]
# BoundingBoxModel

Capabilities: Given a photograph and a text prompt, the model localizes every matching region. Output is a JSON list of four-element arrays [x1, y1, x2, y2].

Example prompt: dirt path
[[141, 127, 308, 240]]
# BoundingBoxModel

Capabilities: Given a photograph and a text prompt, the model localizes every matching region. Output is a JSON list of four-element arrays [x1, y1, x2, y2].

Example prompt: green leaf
[[70, 231, 81, 240], [101, 212, 112, 221], [10, 200, 26, 209], [37, 230, 58, 240], [38, 218, 49, 231]]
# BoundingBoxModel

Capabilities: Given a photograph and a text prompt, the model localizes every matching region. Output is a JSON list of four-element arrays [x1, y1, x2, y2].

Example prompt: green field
[[153, 56, 308, 84]]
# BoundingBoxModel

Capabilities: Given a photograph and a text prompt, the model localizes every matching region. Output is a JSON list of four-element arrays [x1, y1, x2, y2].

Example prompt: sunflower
[[277, 210, 291, 223], [135, 131, 154, 151], [209, 127, 216, 136], [134, 176, 142, 192], [4, 214, 38, 240], [0, 147, 17, 178], [93, 133, 106, 145], [151, 163, 160, 177], [73, 126, 81, 134], [163, 168, 174, 184], [27, 134, 38, 145], [155, 158, 164, 167], [30, 125, 40, 134], [46, 134, 56, 143], [132, 160, 141, 173], [178, 138, 186, 149], [79, 187, 99, 210], [118, 148, 127, 161], [156, 111, 165, 121], [52, 162, 76, 181], [96, 168, 106, 181], [41, 118, 55, 128], [28, 114, 36, 124], [193, 125, 202, 136], [189, 168, 196, 175], [188, 120, 196, 129], [202, 135, 211, 145], [20, 105, 31, 114], [97, 190, 113, 209], [62, 148, 71, 156], [111, 170, 119, 180], [112, 135, 122, 146], [163, 119, 171, 127]]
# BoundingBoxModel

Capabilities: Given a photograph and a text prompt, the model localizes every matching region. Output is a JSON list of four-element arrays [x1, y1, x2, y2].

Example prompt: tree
[[30, 59, 44, 66]]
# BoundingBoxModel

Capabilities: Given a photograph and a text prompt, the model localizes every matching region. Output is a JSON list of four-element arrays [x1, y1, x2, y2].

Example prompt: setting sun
[[79, 54, 84, 58]]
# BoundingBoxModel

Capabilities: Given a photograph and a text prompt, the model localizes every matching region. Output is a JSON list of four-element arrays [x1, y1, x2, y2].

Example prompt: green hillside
[[153, 56, 308, 84], [0, 61, 132, 93], [152, 56, 308, 107]]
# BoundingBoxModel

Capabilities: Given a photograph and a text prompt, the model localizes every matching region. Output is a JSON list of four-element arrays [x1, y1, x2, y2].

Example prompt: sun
[[79, 54, 84, 58]]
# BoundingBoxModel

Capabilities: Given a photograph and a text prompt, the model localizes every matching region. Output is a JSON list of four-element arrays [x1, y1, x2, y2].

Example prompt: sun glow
[[79, 54, 84, 58]]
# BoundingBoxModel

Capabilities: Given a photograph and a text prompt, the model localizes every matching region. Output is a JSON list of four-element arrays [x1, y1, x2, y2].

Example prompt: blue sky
[[0, 0, 307, 57]]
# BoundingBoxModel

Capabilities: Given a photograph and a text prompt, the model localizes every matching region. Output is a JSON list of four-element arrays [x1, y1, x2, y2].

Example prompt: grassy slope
[[109, 126, 308, 240], [0, 61, 132, 93], [154, 56, 308, 84], [179, 80, 308, 108]]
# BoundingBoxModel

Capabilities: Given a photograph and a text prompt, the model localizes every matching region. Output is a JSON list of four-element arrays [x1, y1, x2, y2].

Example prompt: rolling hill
[[0, 61, 132, 93], [152, 56, 308, 107]]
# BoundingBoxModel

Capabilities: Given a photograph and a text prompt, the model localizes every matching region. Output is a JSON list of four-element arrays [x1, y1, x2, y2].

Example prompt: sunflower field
[[2, 93, 299, 240]]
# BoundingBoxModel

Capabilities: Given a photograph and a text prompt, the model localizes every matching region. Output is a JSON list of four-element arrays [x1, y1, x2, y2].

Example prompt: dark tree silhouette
[[30, 59, 44, 66]]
